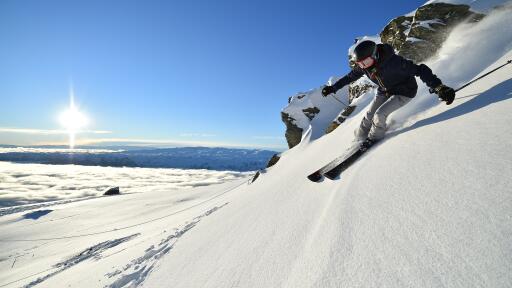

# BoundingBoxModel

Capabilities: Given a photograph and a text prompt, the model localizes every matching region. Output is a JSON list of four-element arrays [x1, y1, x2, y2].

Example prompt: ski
[[323, 148, 367, 180], [307, 143, 361, 182]]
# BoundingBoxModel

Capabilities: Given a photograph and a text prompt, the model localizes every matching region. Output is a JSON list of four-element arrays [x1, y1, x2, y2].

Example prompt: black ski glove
[[435, 84, 455, 105], [322, 85, 335, 97]]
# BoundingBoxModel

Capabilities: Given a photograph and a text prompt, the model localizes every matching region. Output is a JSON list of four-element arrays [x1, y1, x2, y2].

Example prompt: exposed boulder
[[381, 3, 484, 63], [104, 187, 120, 196]]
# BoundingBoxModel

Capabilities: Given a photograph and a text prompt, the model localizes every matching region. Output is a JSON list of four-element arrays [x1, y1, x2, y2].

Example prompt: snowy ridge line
[[0, 180, 247, 242]]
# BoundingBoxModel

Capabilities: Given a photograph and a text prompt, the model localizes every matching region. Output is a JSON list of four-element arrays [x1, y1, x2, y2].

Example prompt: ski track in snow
[[22, 234, 140, 288], [104, 204, 227, 288]]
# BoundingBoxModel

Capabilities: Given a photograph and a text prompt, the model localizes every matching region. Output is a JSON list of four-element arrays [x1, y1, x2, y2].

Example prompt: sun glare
[[59, 107, 87, 131], [60, 87, 88, 149]]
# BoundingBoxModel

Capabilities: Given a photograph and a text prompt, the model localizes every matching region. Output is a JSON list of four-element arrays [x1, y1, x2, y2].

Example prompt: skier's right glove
[[434, 84, 455, 105], [321, 85, 335, 97]]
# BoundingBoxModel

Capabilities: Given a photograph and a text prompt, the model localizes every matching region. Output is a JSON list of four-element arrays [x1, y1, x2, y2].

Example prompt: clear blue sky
[[0, 0, 425, 150]]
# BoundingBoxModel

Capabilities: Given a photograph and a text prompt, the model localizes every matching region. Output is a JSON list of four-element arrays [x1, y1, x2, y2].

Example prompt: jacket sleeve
[[332, 68, 365, 92], [399, 57, 442, 89]]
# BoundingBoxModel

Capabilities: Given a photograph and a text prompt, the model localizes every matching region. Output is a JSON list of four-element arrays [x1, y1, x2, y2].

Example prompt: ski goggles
[[355, 56, 376, 69]]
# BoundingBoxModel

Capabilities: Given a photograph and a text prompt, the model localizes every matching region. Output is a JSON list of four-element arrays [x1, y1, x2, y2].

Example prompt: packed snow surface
[[1, 5, 512, 288]]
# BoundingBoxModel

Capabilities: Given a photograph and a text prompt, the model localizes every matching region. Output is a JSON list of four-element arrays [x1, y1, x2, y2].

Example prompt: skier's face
[[356, 56, 376, 69]]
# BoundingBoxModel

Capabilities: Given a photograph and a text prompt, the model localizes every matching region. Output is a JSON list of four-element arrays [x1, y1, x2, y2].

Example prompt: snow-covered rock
[[281, 80, 352, 148], [381, 2, 484, 63]]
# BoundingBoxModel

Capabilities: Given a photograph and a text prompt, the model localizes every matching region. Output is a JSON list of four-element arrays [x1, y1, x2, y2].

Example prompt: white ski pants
[[356, 93, 412, 141]]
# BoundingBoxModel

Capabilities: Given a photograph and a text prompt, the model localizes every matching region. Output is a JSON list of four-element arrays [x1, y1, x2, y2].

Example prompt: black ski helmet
[[353, 40, 377, 62]]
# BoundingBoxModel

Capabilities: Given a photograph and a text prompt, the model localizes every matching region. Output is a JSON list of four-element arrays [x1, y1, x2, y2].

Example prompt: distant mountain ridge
[[0, 146, 277, 172]]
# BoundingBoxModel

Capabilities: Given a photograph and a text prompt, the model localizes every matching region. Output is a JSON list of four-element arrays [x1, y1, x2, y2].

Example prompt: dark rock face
[[251, 171, 260, 183], [381, 3, 484, 63], [349, 82, 376, 103], [380, 15, 413, 53], [302, 107, 320, 121], [104, 187, 120, 196], [281, 111, 303, 149], [325, 122, 340, 134], [325, 105, 358, 134], [266, 154, 281, 168]]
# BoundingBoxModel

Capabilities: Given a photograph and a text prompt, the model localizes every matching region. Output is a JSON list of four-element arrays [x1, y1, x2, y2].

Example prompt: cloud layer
[[0, 161, 248, 208]]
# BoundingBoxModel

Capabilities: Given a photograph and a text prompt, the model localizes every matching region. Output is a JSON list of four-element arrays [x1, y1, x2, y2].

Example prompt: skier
[[321, 40, 455, 151]]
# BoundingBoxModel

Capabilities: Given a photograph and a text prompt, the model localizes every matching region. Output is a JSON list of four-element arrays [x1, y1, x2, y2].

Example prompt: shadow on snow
[[390, 78, 512, 138]]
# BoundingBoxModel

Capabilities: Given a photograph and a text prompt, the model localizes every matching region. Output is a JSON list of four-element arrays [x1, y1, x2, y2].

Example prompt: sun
[[59, 106, 87, 132], [60, 87, 88, 149]]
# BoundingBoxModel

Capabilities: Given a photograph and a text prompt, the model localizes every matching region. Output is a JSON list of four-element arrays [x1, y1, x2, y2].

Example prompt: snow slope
[[0, 180, 247, 288], [1, 4, 512, 288]]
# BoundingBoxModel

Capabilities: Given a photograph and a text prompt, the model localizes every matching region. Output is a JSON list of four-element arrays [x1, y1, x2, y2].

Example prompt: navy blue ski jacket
[[332, 43, 442, 98]]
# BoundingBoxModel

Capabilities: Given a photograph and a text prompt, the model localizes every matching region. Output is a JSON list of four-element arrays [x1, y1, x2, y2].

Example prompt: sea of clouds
[[0, 161, 248, 208]]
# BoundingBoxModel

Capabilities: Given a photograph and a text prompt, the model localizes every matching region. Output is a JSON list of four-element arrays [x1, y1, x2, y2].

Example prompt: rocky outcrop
[[266, 154, 281, 168], [325, 105, 357, 134], [381, 3, 484, 63], [302, 107, 320, 120], [251, 171, 261, 183], [348, 82, 376, 103], [281, 111, 304, 148], [251, 153, 281, 183]]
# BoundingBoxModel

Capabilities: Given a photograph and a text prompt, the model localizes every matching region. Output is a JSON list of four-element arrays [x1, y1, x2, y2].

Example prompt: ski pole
[[329, 93, 349, 107], [455, 59, 511, 92]]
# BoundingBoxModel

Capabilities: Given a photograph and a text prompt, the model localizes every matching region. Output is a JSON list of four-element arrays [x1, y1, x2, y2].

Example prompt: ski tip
[[307, 171, 323, 182]]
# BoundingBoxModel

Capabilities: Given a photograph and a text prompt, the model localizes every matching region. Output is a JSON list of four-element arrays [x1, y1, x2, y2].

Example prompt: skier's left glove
[[321, 85, 335, 97], [434, 84, 455, 105]]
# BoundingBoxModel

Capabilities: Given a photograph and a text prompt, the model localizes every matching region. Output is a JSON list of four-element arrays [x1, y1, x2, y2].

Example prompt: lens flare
[[59, 107, 87, 131], [60, 87, 88, 149]]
